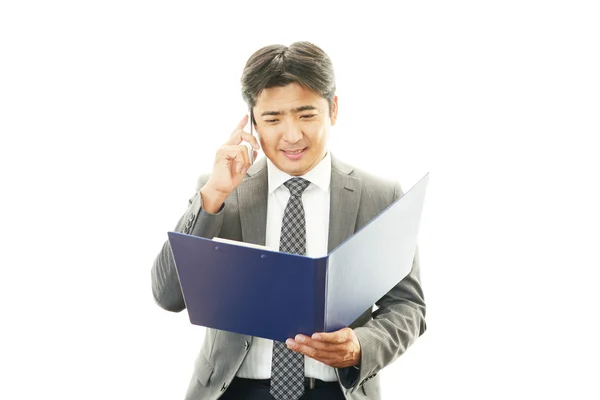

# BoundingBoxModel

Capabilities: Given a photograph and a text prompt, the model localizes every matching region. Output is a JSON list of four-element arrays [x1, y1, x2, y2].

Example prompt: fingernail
[[286, 339, 294, 347], [295, 335, 305, 343], [312, 334, 321, 341]]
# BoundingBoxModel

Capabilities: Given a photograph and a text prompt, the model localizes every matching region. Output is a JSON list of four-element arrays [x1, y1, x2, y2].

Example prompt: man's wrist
[[200, 185, 228, 214]]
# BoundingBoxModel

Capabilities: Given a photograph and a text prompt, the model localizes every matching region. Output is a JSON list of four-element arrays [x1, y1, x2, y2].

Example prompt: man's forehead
[[254, 83, 326, 112], [256, 104, 321, 116]]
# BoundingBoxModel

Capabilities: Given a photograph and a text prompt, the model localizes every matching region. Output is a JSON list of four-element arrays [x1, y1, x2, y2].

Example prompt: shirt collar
[[267, 151, 332, 194]]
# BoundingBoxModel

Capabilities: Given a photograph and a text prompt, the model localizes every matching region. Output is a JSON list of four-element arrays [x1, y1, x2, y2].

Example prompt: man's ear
[[330, 95, 339, 126]]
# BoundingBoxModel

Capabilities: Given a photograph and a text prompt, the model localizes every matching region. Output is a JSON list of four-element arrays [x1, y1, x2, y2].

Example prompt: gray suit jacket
[[151, 155, 426, 399]]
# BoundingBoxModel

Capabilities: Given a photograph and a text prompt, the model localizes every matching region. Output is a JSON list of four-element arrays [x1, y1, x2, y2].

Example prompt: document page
[[212, 237, 271, 251], [325, 173, 429, 331]]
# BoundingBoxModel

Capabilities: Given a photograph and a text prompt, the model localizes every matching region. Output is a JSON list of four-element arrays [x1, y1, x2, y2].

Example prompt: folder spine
[[314, 258, 328, 332]]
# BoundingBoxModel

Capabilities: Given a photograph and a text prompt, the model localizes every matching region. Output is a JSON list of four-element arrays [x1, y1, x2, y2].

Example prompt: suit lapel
[[237, 158, 268, 246], [236, 155, 362, 251], [328, 155, 362, 252]]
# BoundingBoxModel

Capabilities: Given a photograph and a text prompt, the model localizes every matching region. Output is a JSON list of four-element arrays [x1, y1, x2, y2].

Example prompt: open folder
[[168, 173, 429, 343]]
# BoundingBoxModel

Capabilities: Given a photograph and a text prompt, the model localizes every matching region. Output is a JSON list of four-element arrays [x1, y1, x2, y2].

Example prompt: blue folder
[[168, 173, 429, 343]]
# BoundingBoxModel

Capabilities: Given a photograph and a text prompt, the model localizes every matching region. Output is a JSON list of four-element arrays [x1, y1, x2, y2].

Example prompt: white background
[[1, 1, 599, 399]]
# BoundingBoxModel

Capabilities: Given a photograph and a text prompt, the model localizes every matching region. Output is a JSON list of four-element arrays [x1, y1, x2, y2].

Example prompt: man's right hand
[[200, 115, 261, 214]]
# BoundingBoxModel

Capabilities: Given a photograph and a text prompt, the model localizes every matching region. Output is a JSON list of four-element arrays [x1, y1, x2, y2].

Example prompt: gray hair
[[240, 41, 336, 121]]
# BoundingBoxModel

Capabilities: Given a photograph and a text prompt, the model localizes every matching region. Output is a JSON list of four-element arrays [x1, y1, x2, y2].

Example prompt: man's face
[[252, 82, 338, 176]]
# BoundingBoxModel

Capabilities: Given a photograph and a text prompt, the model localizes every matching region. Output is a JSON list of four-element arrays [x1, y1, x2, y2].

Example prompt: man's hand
[[286, 327, 361, 369], [200, 115, 260, 213]]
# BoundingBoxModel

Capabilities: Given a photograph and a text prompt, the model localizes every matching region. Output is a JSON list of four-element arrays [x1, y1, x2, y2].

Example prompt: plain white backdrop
[[1, 1, 599, 399]]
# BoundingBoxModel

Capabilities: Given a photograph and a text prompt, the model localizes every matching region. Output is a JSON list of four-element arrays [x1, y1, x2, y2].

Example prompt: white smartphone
[[246, 110, 255, 164]]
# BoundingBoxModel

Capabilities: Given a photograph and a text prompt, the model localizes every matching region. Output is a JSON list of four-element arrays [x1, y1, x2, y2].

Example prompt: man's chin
[[274, 157, 310, 176]]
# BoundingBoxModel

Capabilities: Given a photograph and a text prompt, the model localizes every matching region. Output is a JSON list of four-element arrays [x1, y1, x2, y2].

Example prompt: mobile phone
[[247, 109, 255, 164]]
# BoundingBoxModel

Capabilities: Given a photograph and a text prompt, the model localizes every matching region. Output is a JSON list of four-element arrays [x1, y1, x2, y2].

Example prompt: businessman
[[151, 41, 426, 400]]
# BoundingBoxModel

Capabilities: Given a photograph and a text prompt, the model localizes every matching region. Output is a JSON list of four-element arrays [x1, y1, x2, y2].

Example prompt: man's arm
[[150, 177, 226, 312], [151, 115, 259, 313]]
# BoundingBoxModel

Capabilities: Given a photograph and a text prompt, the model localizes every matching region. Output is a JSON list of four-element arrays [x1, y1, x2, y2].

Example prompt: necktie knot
[[284, 177, 310, 198]]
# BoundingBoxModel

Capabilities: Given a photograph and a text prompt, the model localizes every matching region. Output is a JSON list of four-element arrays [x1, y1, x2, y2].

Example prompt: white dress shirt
[[236, 151, 337, 382]]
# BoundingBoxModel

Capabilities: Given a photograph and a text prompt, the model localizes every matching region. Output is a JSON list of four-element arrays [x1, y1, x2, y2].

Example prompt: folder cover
[[168, 173, 429, 342]]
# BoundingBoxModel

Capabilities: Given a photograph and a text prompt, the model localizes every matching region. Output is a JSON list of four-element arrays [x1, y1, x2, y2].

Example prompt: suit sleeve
[[150, 175, 225, 312], [339, 183, 427, 391]]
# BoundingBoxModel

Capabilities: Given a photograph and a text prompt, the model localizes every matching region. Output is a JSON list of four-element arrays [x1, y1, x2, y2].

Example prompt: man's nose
[[281, 122, 303, 143]]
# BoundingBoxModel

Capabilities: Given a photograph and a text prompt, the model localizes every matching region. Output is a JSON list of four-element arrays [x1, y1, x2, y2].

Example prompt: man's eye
[[300, 114, 317, 120], [265, 119, 278, 123]]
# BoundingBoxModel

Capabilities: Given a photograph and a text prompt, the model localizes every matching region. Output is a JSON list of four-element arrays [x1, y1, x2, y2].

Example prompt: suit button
[[189, 214, 195, 221], [244, 341, 249, 351], [184, 227, 190, 234], [220, 383, 227, 392]]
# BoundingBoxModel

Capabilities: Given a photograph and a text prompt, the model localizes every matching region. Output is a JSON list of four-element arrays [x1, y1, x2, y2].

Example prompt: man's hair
[[240, 41, 336, 118]]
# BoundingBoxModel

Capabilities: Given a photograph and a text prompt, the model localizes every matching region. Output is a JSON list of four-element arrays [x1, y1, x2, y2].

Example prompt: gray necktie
[[270, 177, 311, 400]]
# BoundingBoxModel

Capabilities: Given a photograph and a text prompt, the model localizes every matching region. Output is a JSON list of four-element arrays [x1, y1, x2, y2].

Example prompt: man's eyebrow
[[292, 105, 319, 113], [260, 105, 319, 117], [260, 110, 282, 117]]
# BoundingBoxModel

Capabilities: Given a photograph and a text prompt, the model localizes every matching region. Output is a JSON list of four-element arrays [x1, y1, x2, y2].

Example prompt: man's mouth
[[282, 148, 307, 160], [283, 149, 305, 155]]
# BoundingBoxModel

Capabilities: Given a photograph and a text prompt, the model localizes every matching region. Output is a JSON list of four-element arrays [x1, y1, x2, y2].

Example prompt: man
[[151, 41, 426, 400]]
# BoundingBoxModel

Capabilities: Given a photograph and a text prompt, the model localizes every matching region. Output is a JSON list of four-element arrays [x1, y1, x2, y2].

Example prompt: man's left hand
[[286, 327, 361, 369]]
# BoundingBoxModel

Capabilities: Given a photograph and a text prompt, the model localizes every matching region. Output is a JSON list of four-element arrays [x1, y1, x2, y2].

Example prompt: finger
[[233, 114, 249, 133], [218, 147, 242, 174], [286, 340, 318, 358], [238, 131, 261, 150], [311, 328, 353, 344], [293, 335, 346, 351], [219, 146, 249, 174], [225, 115, 250, 145], [229, 130, 260, 151], [235, 144, 251, 174], [286, 341, 352, 364], [286, 340, 340, 359]]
